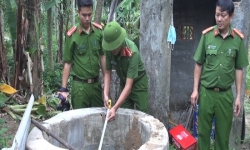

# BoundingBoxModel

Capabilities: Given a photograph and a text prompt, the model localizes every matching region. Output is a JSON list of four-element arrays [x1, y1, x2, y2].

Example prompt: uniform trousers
[[198, 86, 234, 150], [71, 80, 103, 109], [120, 75, 149, 113]]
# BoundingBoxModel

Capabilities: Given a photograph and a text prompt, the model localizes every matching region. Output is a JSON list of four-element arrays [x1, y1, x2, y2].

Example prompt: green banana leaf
[[47, 97, 60, 110], [4, 0, 17, 41], [35, 104, 46, 117], [44, 0, 62, 11], [0, 92, 7, 108]]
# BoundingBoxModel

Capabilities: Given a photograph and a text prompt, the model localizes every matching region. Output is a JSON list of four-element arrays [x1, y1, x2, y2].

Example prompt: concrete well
[[26, 108, 169, 150]]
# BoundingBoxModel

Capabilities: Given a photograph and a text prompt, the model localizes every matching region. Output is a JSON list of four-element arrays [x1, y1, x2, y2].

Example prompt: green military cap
[[102, 21, 126, 51]]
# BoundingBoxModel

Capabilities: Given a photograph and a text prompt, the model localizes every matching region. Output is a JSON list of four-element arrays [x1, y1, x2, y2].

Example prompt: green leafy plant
[[116, 0, 140, 42], [169, 144, 177, 150], [246, 66, 250, 90], [43, 63, 63, 93], [0, 92, 7, 108], [0, 118, 12, 148]]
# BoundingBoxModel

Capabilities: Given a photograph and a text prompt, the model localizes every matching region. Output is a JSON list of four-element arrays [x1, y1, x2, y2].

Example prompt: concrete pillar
[[140, 0, 173, 126], [230, 1, 250, 148]]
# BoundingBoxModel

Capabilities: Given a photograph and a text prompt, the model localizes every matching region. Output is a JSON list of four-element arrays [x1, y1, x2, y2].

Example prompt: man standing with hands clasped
[[190, 0, 248, 149]]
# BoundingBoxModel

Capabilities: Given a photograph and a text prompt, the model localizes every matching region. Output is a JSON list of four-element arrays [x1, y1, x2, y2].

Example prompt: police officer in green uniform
[[102, 21, 149, 121], [190, 1, 248, 149], [59, 0, 106, 109]]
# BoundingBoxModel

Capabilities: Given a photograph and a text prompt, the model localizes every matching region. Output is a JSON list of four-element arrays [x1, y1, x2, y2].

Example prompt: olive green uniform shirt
[[194, 25, 249, 89], [63, 23, 104, 79], [106, 38, 147, 86]]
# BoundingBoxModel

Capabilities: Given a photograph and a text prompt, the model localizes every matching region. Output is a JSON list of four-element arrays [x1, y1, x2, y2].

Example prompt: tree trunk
[[26, 0, 42, 97], [54, 6, 59, 62], [0, 5, 9, 84], [58, 4, 63, 62], [65, 1, 70, 31], [140, 0, 173, 127], [0, 4, 3, 34], [107, 0, 118, 23], [94, 0, 104, 24], [13, 0, 24, 90], [71, 0, 75, 26], [47, 0, 53, 71]]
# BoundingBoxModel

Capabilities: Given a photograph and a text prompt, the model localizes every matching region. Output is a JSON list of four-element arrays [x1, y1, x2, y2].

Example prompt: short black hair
[[77, 0, 93, 10], [216, 0, 234, 16]]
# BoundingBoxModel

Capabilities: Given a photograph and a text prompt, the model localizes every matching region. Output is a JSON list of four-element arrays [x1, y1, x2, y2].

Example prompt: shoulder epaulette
[[93, 22, 102, 30], [122, 46, 133, 57], [67, 26, 77, 37], [233, 28, 244, 39], [202, 26, 214, 35]]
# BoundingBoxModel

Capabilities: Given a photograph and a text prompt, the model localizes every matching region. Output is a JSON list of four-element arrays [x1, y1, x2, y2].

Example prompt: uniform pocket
[[76, 45, 87, 55], [205, 50, 218, 66], [223, 49, 236, 68], [206, 50, 217, 55], [225, 49, 236, 57]]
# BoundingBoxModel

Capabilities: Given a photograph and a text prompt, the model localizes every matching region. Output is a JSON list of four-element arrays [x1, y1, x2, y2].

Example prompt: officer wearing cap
[[102, 21, 149, 121], [59, 0, 105, 109], [190, 0, 248, 149]]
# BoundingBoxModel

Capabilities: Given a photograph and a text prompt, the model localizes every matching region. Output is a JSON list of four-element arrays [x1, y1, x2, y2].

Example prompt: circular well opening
[[27, 108, 169, 150]]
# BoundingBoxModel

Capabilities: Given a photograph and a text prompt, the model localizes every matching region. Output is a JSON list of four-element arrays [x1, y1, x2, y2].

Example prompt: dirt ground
[[124, 117, 142, 150], [0, 112, 19, 147]]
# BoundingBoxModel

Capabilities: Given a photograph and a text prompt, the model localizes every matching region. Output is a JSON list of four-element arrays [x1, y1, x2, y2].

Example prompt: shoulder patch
[[93, 22, 102, 30], [67, 26, 77, 37], [233, 28, 244, 39], [122, 47, 133, 57], [202, 26, 214, 35]]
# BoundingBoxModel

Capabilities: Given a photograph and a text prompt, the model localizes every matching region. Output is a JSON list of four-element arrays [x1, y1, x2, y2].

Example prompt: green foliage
[[0, 118, 12, 149], [4, 0, 17, 41], [0, 1, 2, 8], [0, 92, 7, 108], [43, 63, 63, 93], [246, 47, 250, 90], [116, 0, 140, 42], [244, 134, 250, 146], [46, 95, 60, 110], [6, 51, 15, 83], [246, 65, 250, 90], [245, 98, 250, 113], [44, 0, 63, 11], [3, 37, 13, 54], [40, 5, 62, 94], [169, 144, 177, 150]]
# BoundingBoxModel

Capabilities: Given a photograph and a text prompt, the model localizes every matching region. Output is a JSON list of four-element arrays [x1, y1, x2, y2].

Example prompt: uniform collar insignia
[[78, 24, 93, 34], [231, 29, 235, 38], [214, 26, 234, 38], [214, 29, 219, 36], [78, 27, 83, 34], [229, 26, 234, 38]]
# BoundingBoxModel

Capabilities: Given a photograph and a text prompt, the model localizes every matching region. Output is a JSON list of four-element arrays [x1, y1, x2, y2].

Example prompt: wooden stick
[[169, 118, 178, 127], [31, 119, 77, 150], [23, 51, 33, 93], [185, 105, 194, 129]]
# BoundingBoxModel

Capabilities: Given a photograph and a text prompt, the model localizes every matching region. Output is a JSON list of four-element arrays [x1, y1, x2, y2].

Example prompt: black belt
[[72, 75, 99, 84], [205, 87, 230, 92]]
